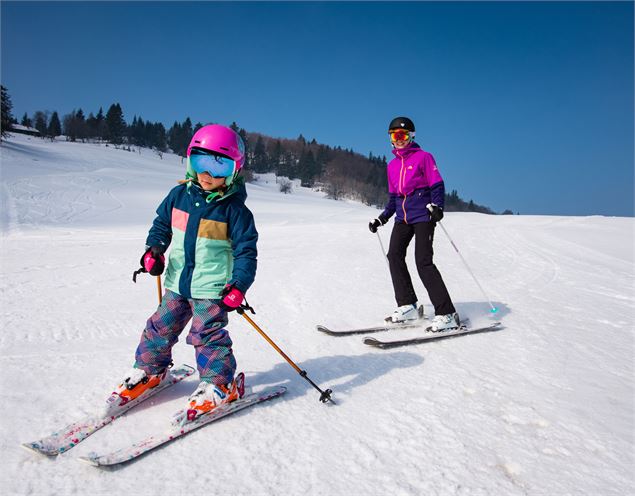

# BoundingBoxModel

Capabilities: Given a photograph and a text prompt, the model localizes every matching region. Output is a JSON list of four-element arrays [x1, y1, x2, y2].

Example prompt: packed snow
[[1, 133, 633, 495]]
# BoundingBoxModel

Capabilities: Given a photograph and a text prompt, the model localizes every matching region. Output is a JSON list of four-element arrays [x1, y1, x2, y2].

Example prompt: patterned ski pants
[[134, 289, 236, 386]]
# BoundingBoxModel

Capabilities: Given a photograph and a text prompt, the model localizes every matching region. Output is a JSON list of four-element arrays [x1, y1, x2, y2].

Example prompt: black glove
[[133, 245, 166, 282], [368, 215, 388, 233], [426, 203, 444, 223], [141, 245, 166, 276]]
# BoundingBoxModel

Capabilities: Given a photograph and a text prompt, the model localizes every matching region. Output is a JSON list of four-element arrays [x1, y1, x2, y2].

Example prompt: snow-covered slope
[[1, 134, 633, 495]]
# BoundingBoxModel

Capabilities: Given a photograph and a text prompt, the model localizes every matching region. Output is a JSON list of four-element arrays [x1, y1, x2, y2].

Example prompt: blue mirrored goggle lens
[[190, 154, 235, 178]]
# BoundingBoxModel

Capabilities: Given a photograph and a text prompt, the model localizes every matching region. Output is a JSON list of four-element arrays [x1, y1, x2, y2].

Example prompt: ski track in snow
[[1, 134, 633, 496]]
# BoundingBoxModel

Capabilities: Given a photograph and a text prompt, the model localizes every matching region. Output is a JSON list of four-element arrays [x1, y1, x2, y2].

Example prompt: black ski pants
[[387, 221, 456, 316]]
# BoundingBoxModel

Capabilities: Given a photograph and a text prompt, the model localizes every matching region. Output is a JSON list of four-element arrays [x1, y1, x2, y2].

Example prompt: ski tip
[[78, 455, 101, 467], [482, 321, 502, 329], [363, 337, 380, 345], [315, 325, 344, 336], [21, 442, 58, 457]]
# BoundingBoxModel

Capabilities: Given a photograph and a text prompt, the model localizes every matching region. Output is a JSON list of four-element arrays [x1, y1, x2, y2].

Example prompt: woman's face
[[393, 138, 410, 149], [197, 172, 226, 191]]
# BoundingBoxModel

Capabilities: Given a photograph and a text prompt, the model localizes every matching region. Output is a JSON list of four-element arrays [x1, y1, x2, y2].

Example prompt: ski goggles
[[389, 130, 412, 142], [189, 149, 236, 178]]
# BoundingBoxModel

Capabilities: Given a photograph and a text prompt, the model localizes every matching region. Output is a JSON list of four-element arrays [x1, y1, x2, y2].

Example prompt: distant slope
[[1, 133, 633, 496]]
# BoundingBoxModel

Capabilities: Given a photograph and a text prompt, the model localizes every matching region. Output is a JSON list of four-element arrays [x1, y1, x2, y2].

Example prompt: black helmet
[[388, 116, 415, 132]]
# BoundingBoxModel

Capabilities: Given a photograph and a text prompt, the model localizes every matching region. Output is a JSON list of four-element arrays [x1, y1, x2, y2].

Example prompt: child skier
[[369, 116, 459, 332], [115, 124, 257, 422]]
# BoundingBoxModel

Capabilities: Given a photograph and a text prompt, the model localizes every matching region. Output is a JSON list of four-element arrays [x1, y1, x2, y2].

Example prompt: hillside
[[1, 134, 633, 495]]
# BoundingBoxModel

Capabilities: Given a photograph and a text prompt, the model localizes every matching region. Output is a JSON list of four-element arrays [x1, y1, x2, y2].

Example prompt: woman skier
[[369, 116, 459, 332]]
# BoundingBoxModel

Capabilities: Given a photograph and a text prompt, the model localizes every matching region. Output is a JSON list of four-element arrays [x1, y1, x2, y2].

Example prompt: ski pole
[[236, 305, 335, 405], [132, 265, 164, 305], [436, 220, 498, 314], [157, 276, 163, 305], [375, 231, 390, 271]]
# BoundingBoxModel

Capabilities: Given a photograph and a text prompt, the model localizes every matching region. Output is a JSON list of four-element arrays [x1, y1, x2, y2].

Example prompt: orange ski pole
[[237, 306, 334, 404], [157, 276, 163, 305]]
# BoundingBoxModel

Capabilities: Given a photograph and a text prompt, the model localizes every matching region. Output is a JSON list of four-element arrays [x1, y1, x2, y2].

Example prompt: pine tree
[[95, 107, 106, 141], [168, 121, 182, 154], [1, 85, 14, 138], [105, 103, 126, 145], [182, 118, 193, 139], [298, 149, 318, 187], [47, 112, 62, 138], [75, 109, 87, 141], [252, 136, 268, 173], [33, 111, 48, 136], [63, 109, 87, 142], [21, 112, 32, 128], [316, 145, 330, 170], [181, 118, 193, 155], [167, 118, 193, 156], [130, 115, 145, 147], [152, 122, 168, 152], [271, 139, 283, 168]]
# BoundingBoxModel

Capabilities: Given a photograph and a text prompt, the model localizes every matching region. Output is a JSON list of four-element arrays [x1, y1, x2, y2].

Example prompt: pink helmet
[[187, 124, 246, 170]]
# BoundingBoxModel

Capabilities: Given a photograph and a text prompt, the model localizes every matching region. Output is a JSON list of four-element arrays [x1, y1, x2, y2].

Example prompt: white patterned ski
[[79, 385, 287, 466], [22, 364, 195, 456]]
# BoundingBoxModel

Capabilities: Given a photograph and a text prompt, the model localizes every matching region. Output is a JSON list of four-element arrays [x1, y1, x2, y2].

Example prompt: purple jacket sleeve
[[422, 153, 445, 209], [380, 193, 397, 221], [430, 181, 445, 209]]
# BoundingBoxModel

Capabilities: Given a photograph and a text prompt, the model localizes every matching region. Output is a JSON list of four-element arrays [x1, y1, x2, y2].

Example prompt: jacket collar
[[188, 176, 247, 204], [392, 141, 421, 158]]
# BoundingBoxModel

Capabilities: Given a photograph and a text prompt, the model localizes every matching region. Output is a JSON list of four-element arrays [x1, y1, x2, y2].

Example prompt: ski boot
[[181, 372, 246, 424], [109, 367, 169, 407], [386, 303, 424, 323], [430, 312, 461, 332]]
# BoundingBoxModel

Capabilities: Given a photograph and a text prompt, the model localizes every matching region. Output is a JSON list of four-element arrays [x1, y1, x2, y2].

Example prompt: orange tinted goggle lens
[[390, 130, 410, 142]]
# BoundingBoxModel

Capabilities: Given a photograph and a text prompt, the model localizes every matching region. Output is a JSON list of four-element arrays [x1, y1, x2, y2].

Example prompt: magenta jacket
[[380, 142, 445, 224]]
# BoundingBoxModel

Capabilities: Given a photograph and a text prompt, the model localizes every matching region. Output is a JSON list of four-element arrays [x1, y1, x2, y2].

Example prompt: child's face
[[197, 172, 226, 191]]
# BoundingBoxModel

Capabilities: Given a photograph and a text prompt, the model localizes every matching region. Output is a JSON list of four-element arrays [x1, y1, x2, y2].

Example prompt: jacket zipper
[[397, 152, 408, 224]]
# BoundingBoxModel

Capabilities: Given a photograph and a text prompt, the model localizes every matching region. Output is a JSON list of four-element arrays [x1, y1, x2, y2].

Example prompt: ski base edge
[[364, 322, 502, 348]]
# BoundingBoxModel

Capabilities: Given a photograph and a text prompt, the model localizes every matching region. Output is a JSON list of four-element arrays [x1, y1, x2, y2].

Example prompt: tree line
[[1, 85, 509, 213]]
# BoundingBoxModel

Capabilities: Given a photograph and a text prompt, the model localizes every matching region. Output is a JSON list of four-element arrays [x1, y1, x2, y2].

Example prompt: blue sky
[[2, 1, 633, 216]]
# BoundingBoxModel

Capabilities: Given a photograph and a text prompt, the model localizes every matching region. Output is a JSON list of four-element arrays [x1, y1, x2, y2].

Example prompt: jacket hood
[[224, 177, 248, 203]]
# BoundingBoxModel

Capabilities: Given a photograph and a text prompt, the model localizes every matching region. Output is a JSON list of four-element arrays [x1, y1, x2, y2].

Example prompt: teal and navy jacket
[[146, 178, 257, 299]]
